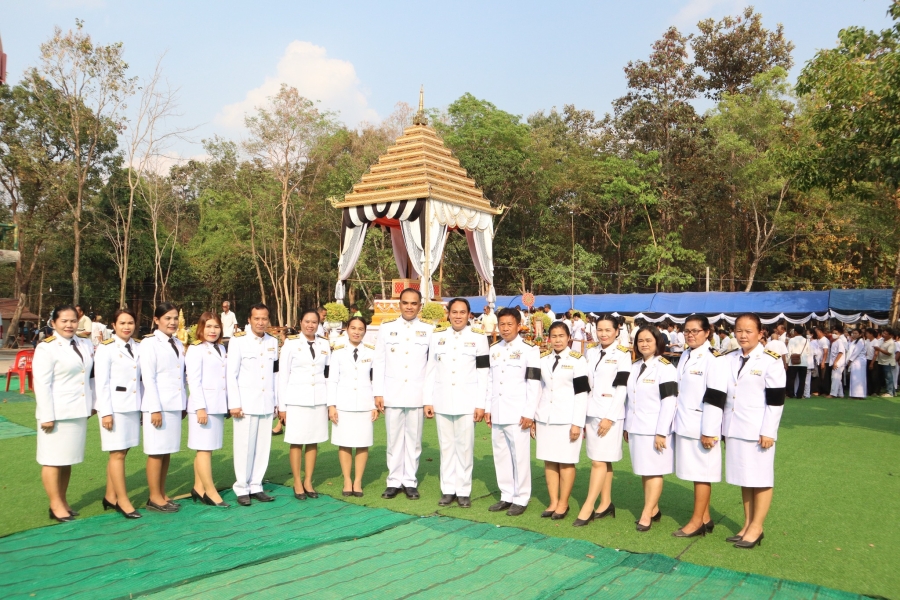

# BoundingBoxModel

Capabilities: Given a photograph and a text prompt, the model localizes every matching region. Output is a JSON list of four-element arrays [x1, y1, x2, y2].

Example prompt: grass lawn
[[0, 387, 897, 598]]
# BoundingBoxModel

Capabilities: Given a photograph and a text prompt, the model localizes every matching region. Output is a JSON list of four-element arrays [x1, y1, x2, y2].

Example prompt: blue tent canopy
[[647, 291, 830, 315], [828, 289, 891, 312]]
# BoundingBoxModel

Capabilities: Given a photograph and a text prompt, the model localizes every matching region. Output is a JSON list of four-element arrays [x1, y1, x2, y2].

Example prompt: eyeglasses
[[683, 329, 705, 336]]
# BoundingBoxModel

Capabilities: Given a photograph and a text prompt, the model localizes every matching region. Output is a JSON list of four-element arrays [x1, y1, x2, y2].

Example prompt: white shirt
[[625, 355, 678, 436], [546, 310, 556, 322], [571, 319, 585, 341], [830, 335, 848, 368], [278, 335, 331, 410], [722, 343, 786, 441], [226, 331, 279, 415], [94, 336, 141, 417], [786, 336, 810, 368], [220, 310, 238, 338], [139, 330, 187, 413], [765, 339, 788, 357], [33, 333, 95, 423], [327, 342, 376, 412], [584, 342, 631, 421], [536, 349, 589, 426], [372, 317, 433, 408], [186, 340, 228, 414], [674, 342, 727, 439], [480, 312, 498, 334], [424, 325, 490, 415], [91, 321, 105, 347], [487, 336, 542, 425]]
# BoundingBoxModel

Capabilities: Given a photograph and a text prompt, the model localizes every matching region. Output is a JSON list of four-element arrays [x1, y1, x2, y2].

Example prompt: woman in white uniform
[[278, 309, 330, 500], [34, 305, 95, 523], [575, 314, 631, 527], [721, 313, 786, 549], [672, 314, 728, 537], [625, 325, 678, 532], [186, 312, 229, 507], [140, 303, 187, 513], [94, 308, 142, 519], [534, 322, 589, 520], [846, 329, 867, 399], [327, 316, 378, 497], [570, 314, 586, 353]]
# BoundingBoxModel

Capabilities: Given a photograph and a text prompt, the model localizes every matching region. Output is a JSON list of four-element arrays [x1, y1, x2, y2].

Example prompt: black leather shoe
[[271, 428, 283, 436], [67, 509, 80, 517], [48, 508, 74, 523], [293, 491, 307, 500], [438, 494, 456, 506], [457, 496, 471, 508], [635, 520, 652, 532], [551, 508, 569, 520], [572, 513, 595, 527], [303, 486, 319, 499], [540, 509, 554, 518], [725, 534, 743, 543], [251, 492, 275, 502], [164, 501, 181, 512], [116, 505, 143, 519], [190, 488, 203, 503], [202, 494, 230, 507], [342, 490, 353, 497], [734, 533, 764, 549], [382, 487, 401, 499], [237, 495, 251, 506], [704, 521, 715, 533], [506, 504, 527, 516], [352, 490, 364, 498], [102, 498, 117, 511], [651, 510, 662, 522], [488, 501, 512, 512], [594, 503, 616, 519], [403, 486, 420, 500], [673, 525, 706, 538], [146, 499, 179, 513]]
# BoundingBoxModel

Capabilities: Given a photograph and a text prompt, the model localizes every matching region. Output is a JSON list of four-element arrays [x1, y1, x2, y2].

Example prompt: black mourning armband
[[369, 368, 373, 381], [573, 375, 590, 395], [525, 367, 541, 381], [658, 381, 678, 399], [476, 354, 490, 369], [765, 387, 786, 407], [612, 371, 629, 387], [702, 387, 727, 410], [273, 360, 279, 374], [90, 365, 95, 380], [324, 365, 330, 379]]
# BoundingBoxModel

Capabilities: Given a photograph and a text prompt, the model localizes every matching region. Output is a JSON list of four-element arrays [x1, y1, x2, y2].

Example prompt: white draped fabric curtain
[[606, 311, 878, 325]]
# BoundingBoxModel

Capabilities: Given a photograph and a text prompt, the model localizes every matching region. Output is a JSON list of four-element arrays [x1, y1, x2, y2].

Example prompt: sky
[[1, 0, 896, 164]]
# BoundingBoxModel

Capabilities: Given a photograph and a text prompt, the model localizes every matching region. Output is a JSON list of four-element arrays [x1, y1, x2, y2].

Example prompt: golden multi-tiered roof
[[335, 90, 502, 215]]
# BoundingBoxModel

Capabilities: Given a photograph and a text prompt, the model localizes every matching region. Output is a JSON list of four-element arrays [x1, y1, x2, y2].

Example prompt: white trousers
[[384, 407, 424, 488], [435, 413, 475, 496], [491, 423, 532, 506], [830, 366, 845, 397], [232, 414, 272, 497], [804, 370, 812, 398]]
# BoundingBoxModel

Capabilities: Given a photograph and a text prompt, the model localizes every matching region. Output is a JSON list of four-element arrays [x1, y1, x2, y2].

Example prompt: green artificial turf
[[0, 387, 897, 598]]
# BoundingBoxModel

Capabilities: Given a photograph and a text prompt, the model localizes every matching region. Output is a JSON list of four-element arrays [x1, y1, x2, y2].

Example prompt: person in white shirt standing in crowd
[[480, 305, 498, 345], [846, 329, 867, 399], [570, 313, 586, 353], [864, 328, 879, 395], [803, 329, 816, 398], [486, 308, 542, 516], [90, 315, 106, 347], [786, 326, 810, 399], [828, 325, 848, 398], [814, 326, 831, 395], [874, 328, 897, 397], [764, 329, 789, 370], [543, 304, 556, 323], [220, 301, 238, 349], [74, 305, 92, 340], [373, 288, 433, 501], [424, 298, 490, 508]]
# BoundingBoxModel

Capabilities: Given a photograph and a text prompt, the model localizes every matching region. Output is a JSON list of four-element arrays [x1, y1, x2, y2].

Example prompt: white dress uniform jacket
[[326, 342, 376, 411], [94, 336, 142, 418], [186, 341, 228, 415], [625, 356, 678, 436], [585, 343, 631, 421], [487, 336, 543, 424], [372, 317, 433, 408], [33, 334, 95, 423], [139, 330, 186, 413], [674, 342, 727, 439], [277, 335, 331, 410], [423, 325, 490, 415], [535, 349, 589, 426], [226, 331, 279, 415], [722, 344, 786, 441]]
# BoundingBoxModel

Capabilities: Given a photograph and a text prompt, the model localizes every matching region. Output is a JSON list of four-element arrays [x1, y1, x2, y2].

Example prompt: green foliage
[[420, 302, 446, 322], [324, 302, 349, 323], [531, 312, 551, 331]]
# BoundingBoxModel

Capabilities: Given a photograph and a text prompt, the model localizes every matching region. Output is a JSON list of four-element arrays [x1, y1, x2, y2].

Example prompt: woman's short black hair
[[447, 297, 470, 313], [112, 308, 137, 325], [347, 316, 368, 330], [595, 314, 620, 329], [684, 313, 711, 334], [635, 325, 667, 357], [50, 304, 78, 323], [153, 302, 178, 320], [735, 313, 762, 332], [548, 321, 570, 336], [299, 309, 320, 323]]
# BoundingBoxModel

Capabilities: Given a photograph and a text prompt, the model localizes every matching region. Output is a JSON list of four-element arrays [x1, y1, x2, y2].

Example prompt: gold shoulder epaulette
[[418, 317, 433, 325], [764, 349, 781, 360], [363, 343, 375, 350], [133, 338, 141, 344], [659, 356, 671, 365], [711, 348, 721, 357], [719, 348, 736, 355], [100, 338, 115, 345], [684, 343, 689, 350], [233, 331, 246, 337], [434, 323, 449, 333], [569, 350, 583, 359], [586, 342, 598, 349], [490, 339, 501, 347], [381, 316, 398, 324], [191, 340, 202, 346], [286, 334, 299, 340], [43, 335, 56, 343], [632, 356, 642, 364], [332, 344, 345, 351], [540, 349, 552, 358], [143, 333, 155, 339], [617, 344, 629, 353], [318, 335, 329, 340], [523, 339, 536, 347], [470, 326, 485, 334]]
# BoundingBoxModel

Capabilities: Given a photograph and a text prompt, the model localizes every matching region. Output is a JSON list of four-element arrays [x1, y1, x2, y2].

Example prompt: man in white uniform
[[828, 325, 848, 398], [543, 304, 556, 323], [227, 303, 279, 506], [480, 305, 498, 344], [424, 298, 490, 508], [220, 301, 238, 347], [373, 288, 433, 500]]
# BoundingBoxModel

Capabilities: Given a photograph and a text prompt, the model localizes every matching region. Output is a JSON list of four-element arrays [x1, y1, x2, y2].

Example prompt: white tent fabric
[[609, 311, 877, 326], [334, 223, 368, 302], [400, 215, 448, 301], [466, 226, 496, 306]]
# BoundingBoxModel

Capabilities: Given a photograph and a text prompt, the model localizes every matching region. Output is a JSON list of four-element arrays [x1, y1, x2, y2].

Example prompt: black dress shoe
[[551, 508, 569, 520], [342, 491, 353, 497], [116, 505, 143, 519], [725, 534, 743, 543], [102, 498, 117, 511], [540, 509, 554, 518], [651, 510, 662, 522], [237, 495, 252, 506], [488, 501, 512, 512], [146, 499, 179, 513], [294, 491, 307, 500], [251, 492, 275, 502], [438, 494, 456, 506], [403, 486, 420, 500], [594, 503, 616, 519], [48, 508, 74, 523], [572, 513, 595, 527], [457, 496, 471, 508], [734, 533, 764, 549], [672, 525, 706, 538], [202, 494, 230, 507], [353, 490, 364, 498], [382, 487, 401, 499], [506, 504, 527, 516], [635, 520, 652, 532], [67, 509, 80, 517], [271, 428, 283, 436], [164, 501, 181, 512], [190, 488, 203, 503], [302, 486, 319, 499], [704, 521, 715, 533]]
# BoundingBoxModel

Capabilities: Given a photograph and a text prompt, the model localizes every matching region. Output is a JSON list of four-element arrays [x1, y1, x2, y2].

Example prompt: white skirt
[[188, 413, 225, 451], [584, 417, 624, 462], [142, 410, 183, 455], [285, 405, 328, 445], [331, 409, 374, 448], [99, 411, 140, 452], [628, 432, 674, 476], [725, 437, 775, 487], [675, 434, 722, 483], [36, 417, 87, 466], [535, 422, 582, 464]]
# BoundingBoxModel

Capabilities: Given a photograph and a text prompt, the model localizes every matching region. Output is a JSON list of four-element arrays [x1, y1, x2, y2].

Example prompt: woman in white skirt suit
[[94, 308, 142, 519], [575, 315, 632, 527], [846, 329, 867, 399], [278, 309, 330, 500], [186, 312, 229, 507], [625, 326, 678, 532], [672, 314, 728, 538], [34, 305, 95, 523], [327, 316, 378, 497], [721, 313, 786, 549], [140, 303, 187, 513], [534, 322, 589, 520]]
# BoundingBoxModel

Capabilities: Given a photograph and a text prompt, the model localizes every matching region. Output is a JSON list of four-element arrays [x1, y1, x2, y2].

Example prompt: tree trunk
[[72, 219, 82, 305], [744, 256, 761, 292], [3, 293, 27, 348], [119, 189, 135, 307], [890, 244, 900, 326]]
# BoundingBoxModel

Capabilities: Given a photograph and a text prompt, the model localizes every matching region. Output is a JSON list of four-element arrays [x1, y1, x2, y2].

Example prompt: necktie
[[639, 363, 647, 377], [353, 348, 358, 362], [738, 355, 749, 376], [595, 349, 606, 371], [125, 343, 133, 358], [553, 354, 560, 372], [213, 344, 221, 356], [308, 341, 315, 359], [168, 337, 180, 359], [71, 339, 83, 362]]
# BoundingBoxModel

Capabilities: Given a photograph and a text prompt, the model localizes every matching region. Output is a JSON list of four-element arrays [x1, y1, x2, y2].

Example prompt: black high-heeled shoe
[[551, 507, 569, 520], [704, 521, 715, 533], [201, 494, 230, 507], [572, 512, 595, 527], [68, 509, 80, 517], [303, 485, 319, 499], [48, 508, 74, 523], [672, 525, 706, 538], [102, 498, 117, 511], [594, 503, 616, 519], [115, 504, 142, 519], [651, 510, 662, 522], [540, 509, 554, 518], [190, 488, 203, 503], [725, 534, 743, 543], [734, 533, 763, 549], [635, 520, 651, 532]]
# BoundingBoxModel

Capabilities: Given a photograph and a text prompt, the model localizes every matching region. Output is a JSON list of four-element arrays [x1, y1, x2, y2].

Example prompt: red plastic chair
[[6, 348, 35, 394]]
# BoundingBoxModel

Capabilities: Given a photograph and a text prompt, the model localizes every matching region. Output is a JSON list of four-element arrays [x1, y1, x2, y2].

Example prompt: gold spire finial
[[413, 85, 427, 126]]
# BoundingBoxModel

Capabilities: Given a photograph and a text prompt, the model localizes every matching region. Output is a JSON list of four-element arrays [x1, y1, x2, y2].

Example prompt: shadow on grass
[[780, 396, 900, 437]]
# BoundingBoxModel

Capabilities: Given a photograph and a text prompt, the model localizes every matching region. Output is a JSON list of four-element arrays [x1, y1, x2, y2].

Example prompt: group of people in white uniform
[[32, 294, 783, 549]]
